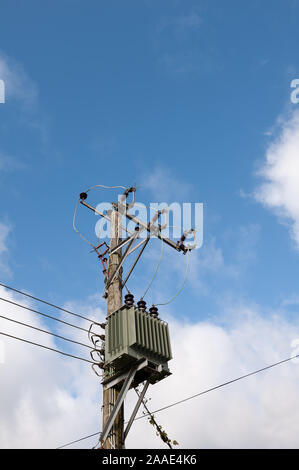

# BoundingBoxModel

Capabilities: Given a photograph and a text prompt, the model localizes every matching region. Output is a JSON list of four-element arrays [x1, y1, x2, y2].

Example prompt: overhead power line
[[0, 314, 94, 350], [0, 297, 90, 334], [133, 353, 299, 420], [56, 352, 299, 448], [0, 331, 94, 364], [0, 282, 96, 323], [57, 432, 100, 449]]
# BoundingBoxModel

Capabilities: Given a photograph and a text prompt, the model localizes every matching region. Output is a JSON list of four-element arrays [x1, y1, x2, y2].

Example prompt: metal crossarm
[[80, 199, 134, 235], [114, 201, 187, 254]]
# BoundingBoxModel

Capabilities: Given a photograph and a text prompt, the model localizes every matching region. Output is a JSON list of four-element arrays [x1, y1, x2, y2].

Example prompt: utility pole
[[102, 209, 124, 449], [75, 186, 197, 449]]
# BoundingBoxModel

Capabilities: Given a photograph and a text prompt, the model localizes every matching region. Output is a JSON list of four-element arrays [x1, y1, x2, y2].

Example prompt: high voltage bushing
[[124, 293, 134, 307], [137, 299, 146, 312], [149, 305, 159, 318]]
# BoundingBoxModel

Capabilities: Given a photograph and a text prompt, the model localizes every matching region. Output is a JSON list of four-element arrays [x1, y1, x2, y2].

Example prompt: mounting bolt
[[80, 192, 88, 200]]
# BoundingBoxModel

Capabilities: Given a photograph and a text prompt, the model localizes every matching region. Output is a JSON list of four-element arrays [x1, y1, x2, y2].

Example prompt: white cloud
[[126, 306, 299, 449], [1, 280, 299, 448], [0, 285, 105, 448], [143, 166, 193, 202], [0, 171, 298, 449], [0, 222, 10, 256], [255, 110, 299, 249], [0, 222, 11, 275]]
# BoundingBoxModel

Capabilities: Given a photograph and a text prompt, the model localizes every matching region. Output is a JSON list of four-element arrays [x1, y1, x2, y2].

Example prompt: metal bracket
[[124, 379, 150, 441], [103, 359, 148, 390], [100, 360, 147, 446], [121, 237, 150, 289], [105, 229, 140, 290]]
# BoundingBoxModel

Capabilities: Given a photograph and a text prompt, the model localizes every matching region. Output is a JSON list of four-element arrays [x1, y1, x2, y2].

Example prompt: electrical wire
[[0, 331, 95, 364], [0, 314, 95, 350], [155, 249, 190, 306], [141, 235, 164, 300], [0, 282, 96, 323], [56, 351, 299, 448], [85, 185, 126, 192], [73, 198, 97, 249], [0, 297, 91, 334], [57, 432, 100, 449], [73, 184, 131, 251], [136, 219, 192, 303]]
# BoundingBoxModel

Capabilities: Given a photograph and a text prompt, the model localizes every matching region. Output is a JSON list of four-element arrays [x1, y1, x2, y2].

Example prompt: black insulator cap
[[99, 322, 106, 329], [99, 334, 105, 341], [124, 293, 134, 307], [149, 305, 159, 318], [99, 348, 105, 355], [137, 299, 147, 312], [80, 192, 88, 200]]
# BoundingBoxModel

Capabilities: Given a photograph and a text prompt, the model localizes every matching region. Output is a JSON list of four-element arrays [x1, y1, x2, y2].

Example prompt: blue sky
[[1, 0, 299, 448], [1, 0, 299, 317]]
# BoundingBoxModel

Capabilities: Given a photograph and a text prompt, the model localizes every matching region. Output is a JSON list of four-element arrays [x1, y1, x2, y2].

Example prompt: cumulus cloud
[[0, 285, 106, 448], [255, 110, 299, 249], [1, 280, 299, 448], [126, 306, 299, 449], [1, 171, 298, 449]]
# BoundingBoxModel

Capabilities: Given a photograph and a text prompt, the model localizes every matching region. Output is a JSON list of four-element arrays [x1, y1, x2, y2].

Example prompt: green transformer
[[105, 304, 172, 385]]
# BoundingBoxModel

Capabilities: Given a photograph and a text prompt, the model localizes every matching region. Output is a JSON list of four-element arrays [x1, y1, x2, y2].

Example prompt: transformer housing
[[105, 304, 172, 385]]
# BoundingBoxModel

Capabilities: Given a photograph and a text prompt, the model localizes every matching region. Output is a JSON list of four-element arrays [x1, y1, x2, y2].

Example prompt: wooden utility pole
[[76, 186, 195, 449], [102, 209, 124, 449]]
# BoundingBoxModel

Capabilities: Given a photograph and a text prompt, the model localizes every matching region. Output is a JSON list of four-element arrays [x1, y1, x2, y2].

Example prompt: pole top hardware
[[79, 192, 88, 200]]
